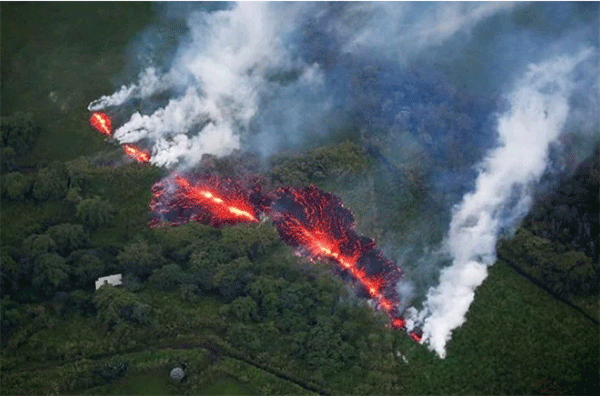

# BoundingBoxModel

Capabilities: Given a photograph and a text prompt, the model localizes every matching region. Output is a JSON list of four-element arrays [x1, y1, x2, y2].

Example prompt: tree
[[65, 187, 82, 204], [0, 248, 18, 296], [117, 241, 165, 279], [33, 253, 69, 296], [188, 250, 217, 291], [223, 296, 259, 322], [220, 223, 280, 260], [69, 289, 95, 316], [76, 196, 114, 228], [32, 163, 69, 201], [22, 234, 56, 258], [45, 223, 88, 256], [149, 263, 187, 291], [65, 158, 89, 189], [3, 172, 32, 200], [1, 147, 16, 173], [212, 256, 256, 301], [152, 222, 219, 264], [0, 112, 39, 154], [68, 250, 105, 288], [93, 284, 151, 329], [179, 283, 200, 303]]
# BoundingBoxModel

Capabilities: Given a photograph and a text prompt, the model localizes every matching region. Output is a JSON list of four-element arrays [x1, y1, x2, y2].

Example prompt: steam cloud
[[415, 49, 595, 358], [89, 2, 599, 357]]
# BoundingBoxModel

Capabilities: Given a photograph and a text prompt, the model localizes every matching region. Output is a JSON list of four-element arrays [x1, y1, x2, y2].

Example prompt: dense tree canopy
[[46, 223, 88, 256]]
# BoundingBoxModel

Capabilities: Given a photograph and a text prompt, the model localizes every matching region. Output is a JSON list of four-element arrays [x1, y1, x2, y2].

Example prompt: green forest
[[1, 3, 598, 395]]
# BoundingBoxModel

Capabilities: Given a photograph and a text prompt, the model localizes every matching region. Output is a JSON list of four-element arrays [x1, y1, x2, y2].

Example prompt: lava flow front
[[89, 112, 112, 136], [122, 144, 151, 163], [268, 186, 403, 319], [150, 174, 259, 227]]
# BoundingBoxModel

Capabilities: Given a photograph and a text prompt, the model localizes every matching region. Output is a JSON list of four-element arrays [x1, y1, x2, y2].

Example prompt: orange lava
[[173, 175, 259, 223], [410, 332, 422, 342], [89, 112, 112, 136], [122, 144, 151, 163], [269, 186, 402, 317], [287, 218, 394, 312]]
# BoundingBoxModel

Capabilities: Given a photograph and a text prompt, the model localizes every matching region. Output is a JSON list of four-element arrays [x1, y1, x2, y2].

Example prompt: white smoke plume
[[89, 2, 318, 168], [416, 48, 594, 358], [87, 2, 515, 169], [335, 2, 517, 61]]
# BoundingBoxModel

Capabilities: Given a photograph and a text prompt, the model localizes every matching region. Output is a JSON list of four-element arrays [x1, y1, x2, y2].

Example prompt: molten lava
[[89, 112, 113, 136], [148, 175, 415, 336], [123, 144, 151, 163], [150, 174, 259, 227], [268, 186, 403, 319]]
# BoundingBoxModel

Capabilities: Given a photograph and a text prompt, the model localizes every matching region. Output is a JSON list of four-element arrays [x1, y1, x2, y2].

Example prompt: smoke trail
[[416, 48, 594, 358]]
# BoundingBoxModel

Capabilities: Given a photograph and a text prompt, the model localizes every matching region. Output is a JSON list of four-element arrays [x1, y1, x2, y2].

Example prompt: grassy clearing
[[397, 261, 599, 395], [196, 378, 251, 396], [84, 370, 178, 395], [1, 2, 154, 165]]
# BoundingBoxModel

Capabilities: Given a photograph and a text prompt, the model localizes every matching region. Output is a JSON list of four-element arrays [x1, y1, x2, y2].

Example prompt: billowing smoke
[[88, 2, 329, 168], [414, 49, 596, 358], [87, 2, 519, 169], [89, 2, 599, 357]]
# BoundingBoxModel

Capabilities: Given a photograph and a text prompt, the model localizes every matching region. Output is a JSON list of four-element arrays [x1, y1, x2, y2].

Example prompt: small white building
[[95, 274, 123, 290]]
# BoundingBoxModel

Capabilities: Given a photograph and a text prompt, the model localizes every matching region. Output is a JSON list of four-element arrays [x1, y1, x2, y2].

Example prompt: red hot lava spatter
[[122, 143, 151, 163], [89, 112, 113, 136], [267, 185, 404, 322], [150, 174, 259, 227]]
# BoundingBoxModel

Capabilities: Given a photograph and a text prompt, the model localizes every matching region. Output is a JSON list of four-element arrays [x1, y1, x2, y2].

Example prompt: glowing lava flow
[[150, 174, 259, 227], [149, 176, 420, 338], [268, 186, 403, 320], [122, 144, 151, 163], [88, 112, 151, 163], [89, 112, 112, 136]]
